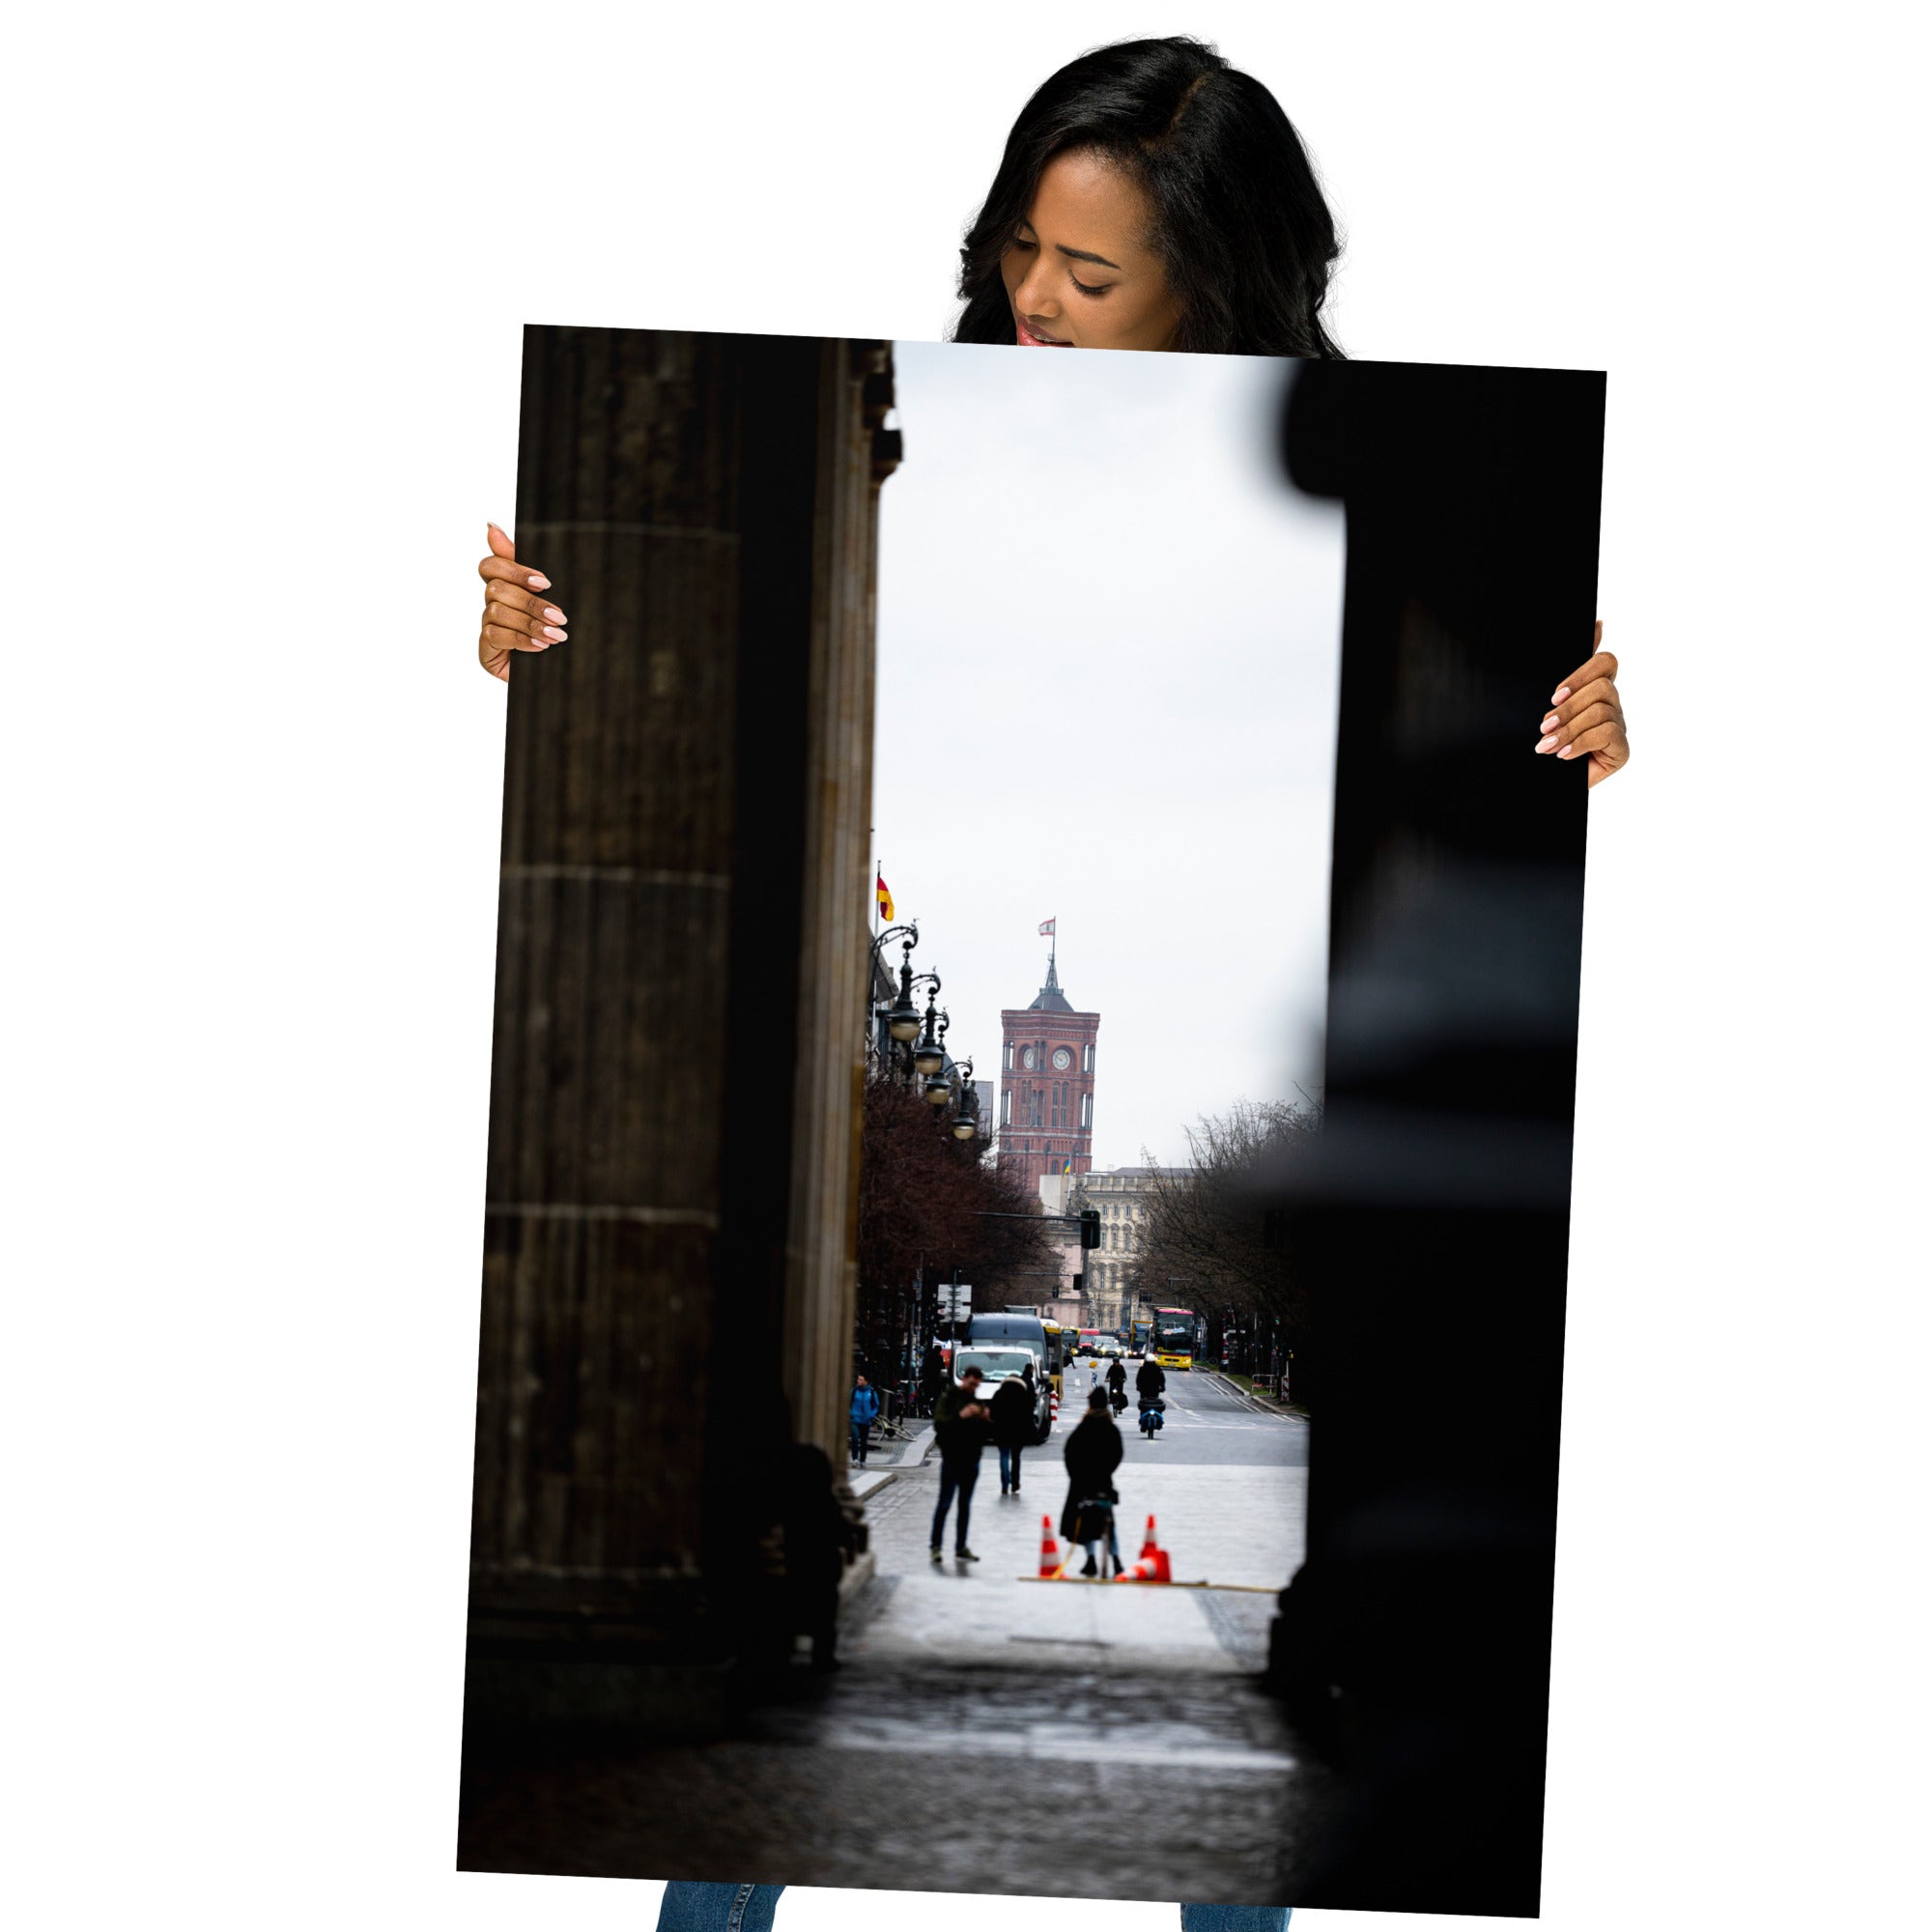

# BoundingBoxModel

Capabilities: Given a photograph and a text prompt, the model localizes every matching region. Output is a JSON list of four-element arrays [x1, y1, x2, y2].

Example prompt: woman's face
[[1000, 148, 1181, 351]]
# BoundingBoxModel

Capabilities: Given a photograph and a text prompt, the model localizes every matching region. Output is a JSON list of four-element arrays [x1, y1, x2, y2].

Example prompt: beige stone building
[[1067, 1165, 1188, 1333]]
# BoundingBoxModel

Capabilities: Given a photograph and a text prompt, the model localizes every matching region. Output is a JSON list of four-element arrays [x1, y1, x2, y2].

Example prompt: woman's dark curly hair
[[952, 37, 1344, 359]]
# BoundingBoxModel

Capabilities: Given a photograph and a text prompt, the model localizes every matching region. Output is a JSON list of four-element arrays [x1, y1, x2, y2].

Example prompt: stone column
[[465, 329, 895, 1727]]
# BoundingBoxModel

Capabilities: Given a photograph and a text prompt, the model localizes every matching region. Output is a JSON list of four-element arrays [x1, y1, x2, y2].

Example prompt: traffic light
[[1079, 1208, 1100, 1250], [1071, 1272, 1084, 1294]]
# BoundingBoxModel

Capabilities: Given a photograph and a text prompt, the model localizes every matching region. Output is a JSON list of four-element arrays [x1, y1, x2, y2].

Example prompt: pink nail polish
[[1556, 744, 1575, 758], [1541, 714, 1558, 732], [527, 573, 551, 590], [1536, 733, 1559, 753], [543, 626, 567, 641], [542, 607, 565, 622], [1550, 686, 1571, 705]]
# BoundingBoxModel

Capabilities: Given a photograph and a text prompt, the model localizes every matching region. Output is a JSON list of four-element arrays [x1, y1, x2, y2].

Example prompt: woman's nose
[[1013, 259, 1059, 320]]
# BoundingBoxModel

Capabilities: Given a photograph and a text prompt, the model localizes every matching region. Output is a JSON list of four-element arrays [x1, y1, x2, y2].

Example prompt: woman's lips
[[1015, 314, 1071, 347]]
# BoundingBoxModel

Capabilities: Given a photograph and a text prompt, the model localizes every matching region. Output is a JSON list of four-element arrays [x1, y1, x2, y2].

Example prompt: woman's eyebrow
[[1056, 243, 1122, 270]]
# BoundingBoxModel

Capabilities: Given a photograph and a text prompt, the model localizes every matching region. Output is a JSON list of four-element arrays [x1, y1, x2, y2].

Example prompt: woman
[[1063, 1384, 1127, 1577], [495, 35, 1625, 1931], [473, 35, 1629, 786]]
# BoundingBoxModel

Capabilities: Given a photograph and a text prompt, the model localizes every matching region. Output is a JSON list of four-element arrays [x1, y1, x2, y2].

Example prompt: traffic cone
[[1038, 1515, 1063, 1578], [1109, 1516, 1172, 1583]]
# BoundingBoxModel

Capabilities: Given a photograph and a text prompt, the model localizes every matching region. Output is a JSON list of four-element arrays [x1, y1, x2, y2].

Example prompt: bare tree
[[853, 1072, 1059, 1368], [1126, 1097, 1321, 1347]]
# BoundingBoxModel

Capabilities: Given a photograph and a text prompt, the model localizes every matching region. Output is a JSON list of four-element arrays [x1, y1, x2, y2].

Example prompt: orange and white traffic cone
[[1139, 1516, 1159, 1561], [1038, 1515, 1064, 1578]]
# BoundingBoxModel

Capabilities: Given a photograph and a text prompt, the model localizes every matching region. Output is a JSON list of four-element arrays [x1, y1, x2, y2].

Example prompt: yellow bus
[[1151, 1306, 1199, 1371]]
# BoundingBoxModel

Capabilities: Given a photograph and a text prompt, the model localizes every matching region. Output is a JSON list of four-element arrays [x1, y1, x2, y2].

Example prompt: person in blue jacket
[[848, 1374, 881, 1467]]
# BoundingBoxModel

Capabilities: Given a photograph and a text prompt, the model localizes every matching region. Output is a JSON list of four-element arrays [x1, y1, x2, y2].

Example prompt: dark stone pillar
[[464, 329, 896, 1730], [1266, 361, 1605, 1915]]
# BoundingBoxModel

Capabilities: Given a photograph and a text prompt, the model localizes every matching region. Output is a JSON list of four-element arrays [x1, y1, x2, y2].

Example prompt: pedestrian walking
[[849, 1373, 881, 1465], [929, 1364, 992, 1561], [989, 1363, 1037, 1495], [1061, 1385, 1125, 1577]]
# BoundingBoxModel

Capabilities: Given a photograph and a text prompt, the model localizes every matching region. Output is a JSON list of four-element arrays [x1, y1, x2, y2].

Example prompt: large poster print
[[456, 328, 1604, 1918]]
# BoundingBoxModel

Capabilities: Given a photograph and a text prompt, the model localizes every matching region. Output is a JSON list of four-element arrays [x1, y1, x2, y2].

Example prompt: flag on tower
[[1038, 917, 1056, 937], [1062, 1157, 1073, 1177], [876, 872, 894, 921]]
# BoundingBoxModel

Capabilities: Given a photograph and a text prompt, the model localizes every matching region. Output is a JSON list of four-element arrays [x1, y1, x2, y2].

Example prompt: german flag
[[876, 872, 894, 922]]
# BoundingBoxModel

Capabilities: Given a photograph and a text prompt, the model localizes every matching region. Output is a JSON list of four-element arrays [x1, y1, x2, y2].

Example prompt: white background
[[4, 6, 1924, 1932]]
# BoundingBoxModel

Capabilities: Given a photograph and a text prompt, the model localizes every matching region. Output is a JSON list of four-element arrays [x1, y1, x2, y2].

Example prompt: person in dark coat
[[989, 1364, 1037, 1495], [918, 1342, 948, 1416], [1061, 1386, 1125, 1577], [929, 1365, 992, 1561], [1136, 1356, 1167, 1402], [776, 1441, 858, 1670]]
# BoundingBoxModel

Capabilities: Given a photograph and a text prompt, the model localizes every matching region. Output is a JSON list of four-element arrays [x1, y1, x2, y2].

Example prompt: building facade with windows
[[1067, 1165, 1190, 1334], [996, 950, 1100, 1196]]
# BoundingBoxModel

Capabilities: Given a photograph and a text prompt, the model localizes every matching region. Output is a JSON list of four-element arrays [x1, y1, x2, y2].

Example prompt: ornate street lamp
[[922, 1016, 952, 1108], [871, 924, 923, 1044], [914, 984, 947, 1083], [951, 1057, 980, 1141]]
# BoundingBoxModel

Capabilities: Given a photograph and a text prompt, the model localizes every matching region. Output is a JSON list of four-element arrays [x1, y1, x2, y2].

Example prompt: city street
[[459, 1368, 1337, 1903]]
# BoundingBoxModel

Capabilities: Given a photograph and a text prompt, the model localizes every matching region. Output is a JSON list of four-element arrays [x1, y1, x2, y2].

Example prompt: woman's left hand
[[1537, 621, 1629, 787]]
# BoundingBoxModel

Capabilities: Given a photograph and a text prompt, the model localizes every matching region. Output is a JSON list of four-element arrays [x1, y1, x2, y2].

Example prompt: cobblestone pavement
[[460, 1371, 1336, 1902]]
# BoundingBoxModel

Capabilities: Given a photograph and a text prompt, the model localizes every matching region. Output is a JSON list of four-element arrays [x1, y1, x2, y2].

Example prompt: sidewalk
[[846, 1416, 933, 1467]]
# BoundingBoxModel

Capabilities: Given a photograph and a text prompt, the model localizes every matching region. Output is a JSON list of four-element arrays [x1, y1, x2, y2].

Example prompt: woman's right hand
[[477, 522, 568, 682]]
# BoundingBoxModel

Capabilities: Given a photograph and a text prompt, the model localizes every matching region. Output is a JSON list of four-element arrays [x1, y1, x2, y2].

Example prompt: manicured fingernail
[[542, 626, 567, 641], [526, 572, 551, 589], [1550, 686, 1571, 705], [488, 522, 505, 536], [1540, 713, 1558, 732], [542, 607, 565, 623], [1556, 744, 1576, 758], [1536, 733, 1559, 753], [531, 640, 550, 651]]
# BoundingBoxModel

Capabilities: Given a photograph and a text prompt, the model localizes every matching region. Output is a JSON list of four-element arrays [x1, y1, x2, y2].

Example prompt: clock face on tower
[[1020, 1046, 1037, 1069], [1052, 1047, 1072, 1070]]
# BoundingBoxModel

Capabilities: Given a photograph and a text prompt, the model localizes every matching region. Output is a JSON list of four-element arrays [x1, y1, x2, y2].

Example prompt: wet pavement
[[459, 1369, 1336, 1903]]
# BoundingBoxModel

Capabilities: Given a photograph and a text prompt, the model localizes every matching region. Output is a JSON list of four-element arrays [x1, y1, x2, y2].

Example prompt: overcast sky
[[872, 343, 1345, 1171]]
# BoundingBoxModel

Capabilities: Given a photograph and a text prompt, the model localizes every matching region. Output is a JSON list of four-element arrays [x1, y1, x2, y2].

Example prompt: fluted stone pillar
[[465, 329, 896, 1725]]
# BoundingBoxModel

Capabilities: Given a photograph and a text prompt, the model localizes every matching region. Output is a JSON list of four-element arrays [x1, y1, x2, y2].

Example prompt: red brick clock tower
[[997, 931, 1100, 1195]]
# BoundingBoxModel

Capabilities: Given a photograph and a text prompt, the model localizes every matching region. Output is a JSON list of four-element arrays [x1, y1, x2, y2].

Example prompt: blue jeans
[[998, 1442, 1024, 1488], [656, 1884, 1286, 1928]]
